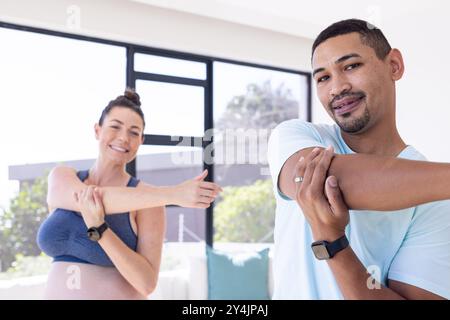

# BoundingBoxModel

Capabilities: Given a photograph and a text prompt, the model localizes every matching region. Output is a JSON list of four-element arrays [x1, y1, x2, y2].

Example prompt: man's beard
[[334, 107, 371, 133]]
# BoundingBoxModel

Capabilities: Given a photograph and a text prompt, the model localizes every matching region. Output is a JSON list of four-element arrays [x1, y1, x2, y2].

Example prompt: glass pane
[[0, 27, 125, 280], [134, 53, 206, 80], [212, 62, 309, 244], [136, 145, 206, 272], [136, 80, 204, 137]]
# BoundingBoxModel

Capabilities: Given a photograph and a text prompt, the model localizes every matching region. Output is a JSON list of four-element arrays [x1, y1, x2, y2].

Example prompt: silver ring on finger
[[294, 176, 303, 183]]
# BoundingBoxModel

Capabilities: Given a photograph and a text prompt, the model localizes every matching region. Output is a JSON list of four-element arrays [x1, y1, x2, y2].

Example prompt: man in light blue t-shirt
[[268, 19, 450, 299]]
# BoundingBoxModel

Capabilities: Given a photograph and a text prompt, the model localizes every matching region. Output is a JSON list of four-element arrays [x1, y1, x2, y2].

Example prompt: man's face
[[312, 32, 392, 134]]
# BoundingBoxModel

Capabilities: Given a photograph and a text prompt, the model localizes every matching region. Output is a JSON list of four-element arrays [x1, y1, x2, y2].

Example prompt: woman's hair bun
[[124, 87, 141, 107]]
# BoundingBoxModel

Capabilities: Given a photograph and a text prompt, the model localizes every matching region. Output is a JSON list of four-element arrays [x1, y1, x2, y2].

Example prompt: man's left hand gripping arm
[[294, 146, 444, 300]]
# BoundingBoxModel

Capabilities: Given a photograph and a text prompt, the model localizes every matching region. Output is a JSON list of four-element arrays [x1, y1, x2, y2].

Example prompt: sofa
[[0, 243, 274, 300], [150, 249, 274, 299]]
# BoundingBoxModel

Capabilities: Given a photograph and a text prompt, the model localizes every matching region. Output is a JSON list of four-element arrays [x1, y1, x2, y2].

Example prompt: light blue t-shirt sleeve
[[267, 119, 326, 200], [388, 200, 450, 299]]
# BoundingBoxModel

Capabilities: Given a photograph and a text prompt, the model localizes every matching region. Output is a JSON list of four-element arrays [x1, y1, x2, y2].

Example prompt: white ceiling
[[131, 0, 444, 39]]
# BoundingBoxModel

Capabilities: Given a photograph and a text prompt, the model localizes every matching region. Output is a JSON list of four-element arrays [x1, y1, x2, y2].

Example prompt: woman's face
[[95, 106, 144, 165]]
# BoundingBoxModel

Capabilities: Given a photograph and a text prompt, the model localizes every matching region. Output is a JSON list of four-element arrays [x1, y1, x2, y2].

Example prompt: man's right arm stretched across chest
[[279, 147, 450, 211]]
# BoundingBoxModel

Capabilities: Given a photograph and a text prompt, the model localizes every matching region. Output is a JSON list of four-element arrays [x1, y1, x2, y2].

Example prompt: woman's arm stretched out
[[47, 166, 221, 214], [279, 147, 450, 211]]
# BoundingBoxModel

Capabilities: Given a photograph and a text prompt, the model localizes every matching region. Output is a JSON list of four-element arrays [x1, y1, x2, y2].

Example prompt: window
[[136, 80, 205, 137], [131, 51, 210, 270], [0, 22, 310, 279], [135, 145, 206, 270], [134, 53, 206, 80], [212, 62, 309, 245], [0, 26, 125, 277]]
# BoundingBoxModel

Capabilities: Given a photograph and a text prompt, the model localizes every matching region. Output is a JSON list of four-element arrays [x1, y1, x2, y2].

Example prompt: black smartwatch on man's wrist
[[311, 234, 349, 260], [87, 222, 109, 242]]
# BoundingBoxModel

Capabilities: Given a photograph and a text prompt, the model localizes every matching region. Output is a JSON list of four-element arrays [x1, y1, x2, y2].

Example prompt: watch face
[[312, 244, 330, 260], [87, 228, 101, 241]]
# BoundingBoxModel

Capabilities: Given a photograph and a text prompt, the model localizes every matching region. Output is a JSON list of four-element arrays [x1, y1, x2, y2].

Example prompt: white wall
[[0, 0, 312, 71], [387, 7, 450, 162]]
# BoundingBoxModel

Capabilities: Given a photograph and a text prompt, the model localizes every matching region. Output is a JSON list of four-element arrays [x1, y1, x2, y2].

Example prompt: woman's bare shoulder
[[49, 165, 77, 178]]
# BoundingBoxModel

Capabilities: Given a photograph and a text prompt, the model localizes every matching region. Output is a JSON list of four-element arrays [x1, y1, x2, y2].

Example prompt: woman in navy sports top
[[37, 88, 222, 299]]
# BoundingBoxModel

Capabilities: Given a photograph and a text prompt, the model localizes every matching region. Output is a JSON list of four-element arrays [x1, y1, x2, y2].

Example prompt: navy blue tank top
[[37, 170, 139, 267]]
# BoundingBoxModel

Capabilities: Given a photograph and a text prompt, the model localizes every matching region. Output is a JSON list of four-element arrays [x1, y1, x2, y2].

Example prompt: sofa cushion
[[206, 246, 270, 300]]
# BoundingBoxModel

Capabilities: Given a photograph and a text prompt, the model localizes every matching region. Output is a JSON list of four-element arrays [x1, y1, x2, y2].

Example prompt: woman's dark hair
[[98, 87, 146, 129], [312, 19, 392, 61]]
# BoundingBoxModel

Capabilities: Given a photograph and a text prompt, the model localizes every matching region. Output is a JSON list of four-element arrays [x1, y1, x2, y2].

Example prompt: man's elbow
[[388, 279, 446, 300]]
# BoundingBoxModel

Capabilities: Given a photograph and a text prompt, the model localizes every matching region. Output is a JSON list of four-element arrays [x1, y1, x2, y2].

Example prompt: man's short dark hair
[[312, 19, 392, 61]]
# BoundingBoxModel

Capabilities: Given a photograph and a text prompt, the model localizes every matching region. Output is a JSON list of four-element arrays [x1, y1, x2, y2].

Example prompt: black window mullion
[[143, 134, 201, 147], [306, 73, 313, 122], [126, 46, 137, 177], [135, 72, 207, 87], [204, 60, 214, 247]]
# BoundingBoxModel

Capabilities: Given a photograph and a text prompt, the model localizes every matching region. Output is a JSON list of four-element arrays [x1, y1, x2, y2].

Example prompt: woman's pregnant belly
[[44, 261, 147, 300]]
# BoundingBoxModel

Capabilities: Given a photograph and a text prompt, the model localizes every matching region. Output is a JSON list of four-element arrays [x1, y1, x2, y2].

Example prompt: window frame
[[0, 21, 312, 246]]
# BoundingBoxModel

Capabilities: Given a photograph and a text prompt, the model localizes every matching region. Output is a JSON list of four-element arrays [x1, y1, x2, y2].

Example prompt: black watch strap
[[311, 234, 349, 260], [96, 222, 109, 235], [87, 222, 109, 241], [327, 235, 349, 258]]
